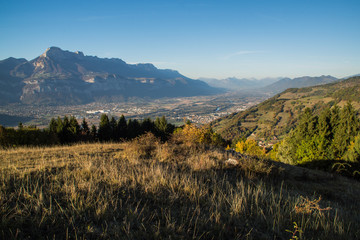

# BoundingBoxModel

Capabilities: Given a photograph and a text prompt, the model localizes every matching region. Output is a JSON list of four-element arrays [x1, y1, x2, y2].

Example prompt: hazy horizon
[[1, 0, 359, 79]]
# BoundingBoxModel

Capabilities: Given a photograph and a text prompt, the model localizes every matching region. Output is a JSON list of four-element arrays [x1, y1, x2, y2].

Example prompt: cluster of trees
[[276, 102, 360, 164], [0, 114, 176, 147], [49, 114, 175, 144], [0, 124, 57, 147]]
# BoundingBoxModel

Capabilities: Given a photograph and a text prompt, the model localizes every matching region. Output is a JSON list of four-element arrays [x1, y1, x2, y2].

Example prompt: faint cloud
[[77, 16, 118, 22], [223, 50, 265, 60]]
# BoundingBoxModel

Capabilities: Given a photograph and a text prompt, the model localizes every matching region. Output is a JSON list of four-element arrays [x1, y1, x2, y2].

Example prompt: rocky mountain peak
[[40, 47, 84, 60]]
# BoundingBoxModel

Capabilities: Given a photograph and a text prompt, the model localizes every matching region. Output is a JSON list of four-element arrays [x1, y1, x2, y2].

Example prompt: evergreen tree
[[317, 107, 332, 159], [109, 116, 117, 140], [296, 108, 316, 141], [56, 117, 68, 143], [330, 105, 341, 132], [90, 125, 97, 140], [344, 134, 360, 162], [69, 116, 80, 137], [98, 114, 111, 141], [155, 116, 173, 141], [81, 118, 90, 136], [117, 115, 127, 140], [141, 118, 154, 134], [49, 118, 58, 133], [332, 102, 360, 158], [127, 119, 141, 139]]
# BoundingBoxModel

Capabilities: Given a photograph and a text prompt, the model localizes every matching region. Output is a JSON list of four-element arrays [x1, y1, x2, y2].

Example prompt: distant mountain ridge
[[199, 77, 280, 90], [0, 47, 218, 105], [200, 76, 339, 92], [263, 75, 339, 93]]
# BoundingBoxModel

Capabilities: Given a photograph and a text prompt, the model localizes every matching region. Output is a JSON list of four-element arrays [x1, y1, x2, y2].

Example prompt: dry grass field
[[1, 133, 360, 239]]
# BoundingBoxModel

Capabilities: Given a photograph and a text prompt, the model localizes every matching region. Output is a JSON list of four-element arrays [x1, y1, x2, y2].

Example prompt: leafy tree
[[235, 139, 265, 157]]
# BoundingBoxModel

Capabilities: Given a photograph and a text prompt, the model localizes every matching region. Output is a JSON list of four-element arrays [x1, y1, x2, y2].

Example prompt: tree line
[[0, 114, 175, 147]]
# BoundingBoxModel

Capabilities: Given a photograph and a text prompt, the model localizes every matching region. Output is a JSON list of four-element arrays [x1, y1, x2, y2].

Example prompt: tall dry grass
[[0, 133, 359, 239]]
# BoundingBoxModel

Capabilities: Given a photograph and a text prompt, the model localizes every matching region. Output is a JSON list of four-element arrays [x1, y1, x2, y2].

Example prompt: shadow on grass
[[2, 162, 358, 240]]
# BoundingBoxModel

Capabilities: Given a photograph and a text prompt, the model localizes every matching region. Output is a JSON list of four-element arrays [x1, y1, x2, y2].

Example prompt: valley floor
[[0, 91, 267, 127]]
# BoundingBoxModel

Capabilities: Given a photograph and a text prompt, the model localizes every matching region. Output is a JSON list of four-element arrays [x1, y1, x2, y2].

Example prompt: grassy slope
[[210, 76, 360, 141], [1, 137, 359, 239]]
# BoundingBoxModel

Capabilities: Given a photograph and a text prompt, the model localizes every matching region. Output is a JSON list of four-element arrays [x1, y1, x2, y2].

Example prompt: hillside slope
[[1, 139, 359, 239], [210, 76, 360, 141]]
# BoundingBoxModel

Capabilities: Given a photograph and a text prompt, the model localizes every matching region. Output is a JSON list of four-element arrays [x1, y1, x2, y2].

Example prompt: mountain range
[[0, 47, 349, 107], [200, 76, 339, 93], [198, 77, 280, 90], [0, 47, 218, 105]]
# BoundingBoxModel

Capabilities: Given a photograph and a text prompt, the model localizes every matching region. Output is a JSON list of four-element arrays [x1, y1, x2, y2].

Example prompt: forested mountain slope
[[210, 76, 360, 141]]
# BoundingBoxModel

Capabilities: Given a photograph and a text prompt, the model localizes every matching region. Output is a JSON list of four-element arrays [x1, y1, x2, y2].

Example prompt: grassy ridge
[[1, 134, 360, 239], [211, 76, 360, 141]]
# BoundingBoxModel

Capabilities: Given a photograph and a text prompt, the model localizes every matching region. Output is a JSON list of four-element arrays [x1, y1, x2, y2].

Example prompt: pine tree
[[49, 118, 58, 133], [117, 115, 127, 139], [295, 108, 314, 141], [127, 119, 141, 139], [155, 116, 173, 141], [141, 118, 154, 134], [90, 125, 97, 140], [69, 116, 80, 137], [332, 102, 360, 158], [109, 116, 117, 140], [317, 107, 332, 159], [344, 134, 360, 162], [98, 114, 111, 141], [81, 118, 90, 136]]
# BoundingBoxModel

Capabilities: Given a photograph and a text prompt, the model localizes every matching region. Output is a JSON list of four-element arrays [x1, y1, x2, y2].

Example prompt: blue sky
[[1, 0, 359, 79]]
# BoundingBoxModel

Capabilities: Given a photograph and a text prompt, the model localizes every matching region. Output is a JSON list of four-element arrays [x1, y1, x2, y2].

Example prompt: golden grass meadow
[[1, 133, 360, 239]]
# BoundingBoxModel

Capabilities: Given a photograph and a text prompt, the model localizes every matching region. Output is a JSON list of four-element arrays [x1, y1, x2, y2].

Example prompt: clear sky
[[1, 0, 359, 79]]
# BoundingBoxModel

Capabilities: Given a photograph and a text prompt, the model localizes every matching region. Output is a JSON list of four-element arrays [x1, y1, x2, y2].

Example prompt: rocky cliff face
[[0, 47, 217, 105]]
